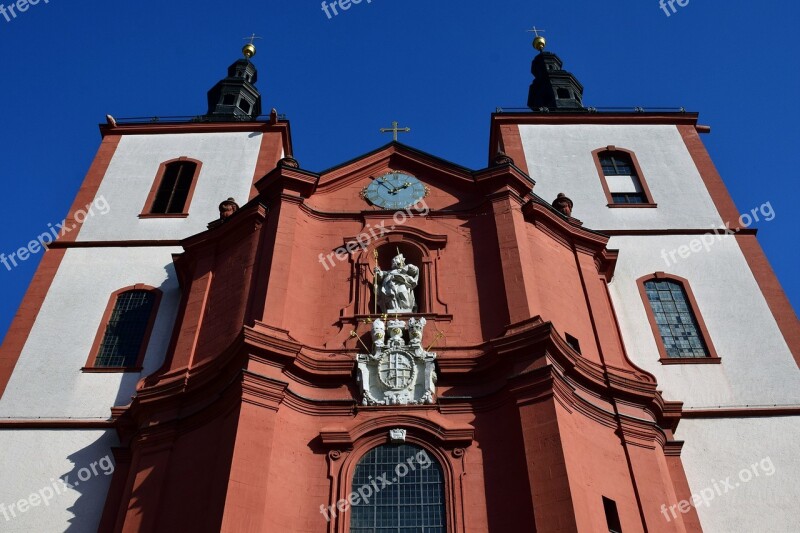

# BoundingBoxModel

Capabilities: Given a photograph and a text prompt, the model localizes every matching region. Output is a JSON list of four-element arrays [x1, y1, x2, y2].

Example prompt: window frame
[[636, 273, 720, 365], [592, 146, 657, 208], [83, 284, 163, 372], [139, 157, 203, 219], [328, 434, 460, 533], [348, 443, 447, 533]]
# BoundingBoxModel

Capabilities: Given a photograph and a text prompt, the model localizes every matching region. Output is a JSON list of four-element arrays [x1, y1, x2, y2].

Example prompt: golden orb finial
[[527, 26, 547, 52], [242, 43, 257, 59], [242, 33, 263, 59]]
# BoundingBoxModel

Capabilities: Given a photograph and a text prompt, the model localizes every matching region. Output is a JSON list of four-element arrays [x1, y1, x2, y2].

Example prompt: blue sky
[[0, 0, 798, 343]]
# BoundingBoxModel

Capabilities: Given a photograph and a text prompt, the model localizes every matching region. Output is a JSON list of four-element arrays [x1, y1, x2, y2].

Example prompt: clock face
[[361, 172, 428, 209]]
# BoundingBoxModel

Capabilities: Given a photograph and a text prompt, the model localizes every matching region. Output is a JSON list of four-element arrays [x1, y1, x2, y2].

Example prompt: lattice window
[[599, 151, 648, 204], [350, 444, 445, 533], [94, 290, 157, 367], [644, 279, 709, 358]]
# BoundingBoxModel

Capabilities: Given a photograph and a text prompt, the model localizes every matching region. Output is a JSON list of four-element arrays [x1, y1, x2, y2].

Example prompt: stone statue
[[374, 253, 419, 314], [219, 198, 240, 220], [552, 193, 573, 217]]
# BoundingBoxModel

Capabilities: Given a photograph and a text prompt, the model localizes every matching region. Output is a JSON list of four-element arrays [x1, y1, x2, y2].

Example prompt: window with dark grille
[[599, 151, 647, 204], [350, 444, 445, 533], [95, 290, 156, 367], [644, 280, 710, 358], [150, 161, 197, 214]]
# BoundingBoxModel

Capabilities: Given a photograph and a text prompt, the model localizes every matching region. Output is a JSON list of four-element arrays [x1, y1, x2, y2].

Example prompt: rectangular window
[[595, 149, 655, 206], [603, 497, 622, 533], [95, 290, 157, 367]]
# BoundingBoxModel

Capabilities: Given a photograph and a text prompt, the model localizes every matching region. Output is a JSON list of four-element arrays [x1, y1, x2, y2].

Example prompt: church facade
[[1, 38, 798, 533]]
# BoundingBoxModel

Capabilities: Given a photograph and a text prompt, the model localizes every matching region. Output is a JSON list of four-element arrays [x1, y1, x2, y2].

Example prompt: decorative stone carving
[[374, 253, 419, 314], [357, 317, 437, 406], [493, 151, 514, 166], [390, 429, 407, 443], [219, 198, 240, 220], [552, 193, 573, 217], [278, 156, 300, 168]]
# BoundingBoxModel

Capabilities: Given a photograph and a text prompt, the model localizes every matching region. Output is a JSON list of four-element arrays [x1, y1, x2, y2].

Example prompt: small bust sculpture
[[219, 198, 240, 220], [552, 193, 574, 217]]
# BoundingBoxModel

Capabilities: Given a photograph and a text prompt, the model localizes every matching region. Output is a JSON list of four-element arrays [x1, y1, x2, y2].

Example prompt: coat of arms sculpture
[[356, 315, 437, 406]]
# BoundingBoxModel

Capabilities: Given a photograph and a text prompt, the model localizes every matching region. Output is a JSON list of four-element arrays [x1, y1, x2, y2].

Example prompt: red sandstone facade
[[81, 125, 704, 532]]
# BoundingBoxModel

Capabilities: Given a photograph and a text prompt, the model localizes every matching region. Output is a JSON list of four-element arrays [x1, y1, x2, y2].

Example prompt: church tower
[[0, 34, 797, 533]]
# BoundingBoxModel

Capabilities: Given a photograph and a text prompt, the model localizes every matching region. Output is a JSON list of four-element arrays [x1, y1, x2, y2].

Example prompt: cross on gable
[[380, 121, 411, 142]]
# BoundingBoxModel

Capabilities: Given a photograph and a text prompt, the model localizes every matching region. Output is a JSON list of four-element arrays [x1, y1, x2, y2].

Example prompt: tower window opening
[[150, 160, 198, 214], [644, 279, 710, 358], [597, 150, 652, 205], [92, 289, 159, 368], [603, 497, 622, 533]]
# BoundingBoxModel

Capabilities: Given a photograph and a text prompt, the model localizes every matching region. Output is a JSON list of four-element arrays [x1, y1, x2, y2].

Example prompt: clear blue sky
[[1, 0, 798, 343]]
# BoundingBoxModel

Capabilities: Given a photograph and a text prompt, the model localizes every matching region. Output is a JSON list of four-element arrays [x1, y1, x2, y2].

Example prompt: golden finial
[[527, 26, 547, 51], [242, 33, 263, 59]]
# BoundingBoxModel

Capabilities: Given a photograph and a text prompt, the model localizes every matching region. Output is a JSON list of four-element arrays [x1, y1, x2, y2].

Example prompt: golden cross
[[243, 33, 263, 45], [527, 26, 546, 37], [380, 121, 411, 141]]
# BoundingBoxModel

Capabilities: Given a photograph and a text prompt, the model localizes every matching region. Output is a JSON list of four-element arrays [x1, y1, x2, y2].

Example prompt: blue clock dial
[[361, 172, 427, 209]]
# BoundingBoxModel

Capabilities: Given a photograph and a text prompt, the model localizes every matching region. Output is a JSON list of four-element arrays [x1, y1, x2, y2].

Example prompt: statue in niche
[[374, 252, 419, 314]]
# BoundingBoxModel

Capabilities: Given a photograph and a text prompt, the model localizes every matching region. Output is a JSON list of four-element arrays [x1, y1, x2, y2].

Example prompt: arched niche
[[339, 227, 449, 321]]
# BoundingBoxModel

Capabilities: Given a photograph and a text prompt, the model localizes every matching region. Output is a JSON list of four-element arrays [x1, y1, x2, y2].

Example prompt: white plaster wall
[[0, 247, 181, 418], [0, 429, 116, 532], [518, 124, 727, 230], [675, 417, 800, 533], [79, 132, 263, 241], [608, 235, 800, 408]]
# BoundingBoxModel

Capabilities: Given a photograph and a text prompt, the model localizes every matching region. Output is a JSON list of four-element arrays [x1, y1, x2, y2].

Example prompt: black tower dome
[[527, 50, 585, 111], [206, 53, 263, 121]]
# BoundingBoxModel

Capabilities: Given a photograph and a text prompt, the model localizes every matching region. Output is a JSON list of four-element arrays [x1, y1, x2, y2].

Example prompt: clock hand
[[389, 183, 412, 194]]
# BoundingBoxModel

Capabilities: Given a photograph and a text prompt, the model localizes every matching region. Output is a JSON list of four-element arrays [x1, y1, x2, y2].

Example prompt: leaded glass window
[[350, 444, 445, 533], [95, 290, 156, 367], [644, 280, 709, 358], [599, 151, 648, 204]]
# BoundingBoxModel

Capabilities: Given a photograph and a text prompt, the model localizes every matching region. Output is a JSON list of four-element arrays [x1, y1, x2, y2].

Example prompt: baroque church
[[0, 33, 798, 533]]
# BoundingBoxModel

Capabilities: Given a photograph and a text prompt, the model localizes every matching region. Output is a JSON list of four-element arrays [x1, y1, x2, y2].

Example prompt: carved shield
[[378, 351, 416, 390]]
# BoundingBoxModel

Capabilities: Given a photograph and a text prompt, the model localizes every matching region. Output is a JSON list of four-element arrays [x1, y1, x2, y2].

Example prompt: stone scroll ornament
[[356, 316, 437, 406]]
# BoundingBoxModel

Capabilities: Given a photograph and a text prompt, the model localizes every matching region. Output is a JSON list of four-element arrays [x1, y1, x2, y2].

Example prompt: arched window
[[637, 274, 719, 363], [86, 286, 162, 370], [592, 147, 655, 207], [350, 444, 445, 532], [141, 158, 202, 217]]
